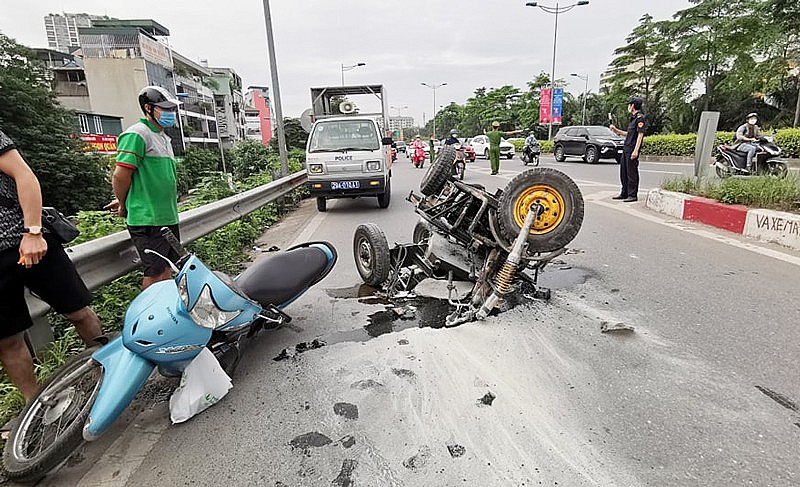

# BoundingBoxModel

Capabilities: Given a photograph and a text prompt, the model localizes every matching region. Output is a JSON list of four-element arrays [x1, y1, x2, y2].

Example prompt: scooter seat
[[235, 242, 336, 308]]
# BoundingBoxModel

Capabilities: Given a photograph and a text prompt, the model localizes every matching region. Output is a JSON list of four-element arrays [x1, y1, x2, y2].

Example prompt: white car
[[468, 135, 515, 160]]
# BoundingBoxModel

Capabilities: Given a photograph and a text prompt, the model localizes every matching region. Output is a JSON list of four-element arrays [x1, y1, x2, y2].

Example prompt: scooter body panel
[[84, 337, 155, 439]]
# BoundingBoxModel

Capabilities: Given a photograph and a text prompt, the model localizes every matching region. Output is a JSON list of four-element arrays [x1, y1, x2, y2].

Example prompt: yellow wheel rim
[[513, 185, 566, 235]]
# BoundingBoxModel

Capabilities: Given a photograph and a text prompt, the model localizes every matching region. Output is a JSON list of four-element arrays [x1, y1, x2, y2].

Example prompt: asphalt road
[[38, 152, 800, 487]]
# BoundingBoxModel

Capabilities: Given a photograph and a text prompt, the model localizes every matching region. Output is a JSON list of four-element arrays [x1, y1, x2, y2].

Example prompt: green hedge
[[506, 128, 800, 159], [663, 176, 800, 213]]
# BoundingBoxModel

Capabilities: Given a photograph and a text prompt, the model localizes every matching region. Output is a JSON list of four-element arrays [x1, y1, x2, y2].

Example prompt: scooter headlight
[[178, 275, 241, 329]]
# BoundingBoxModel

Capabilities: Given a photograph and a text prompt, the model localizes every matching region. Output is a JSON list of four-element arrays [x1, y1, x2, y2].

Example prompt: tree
[[607, 14, 672, 103], [0, 33, 109, 215], [659, 0, 760, 115], [270, 118, 308, 151]]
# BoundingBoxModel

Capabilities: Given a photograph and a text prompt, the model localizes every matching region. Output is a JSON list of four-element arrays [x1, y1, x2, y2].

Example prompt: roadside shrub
[[177, 147, 221, 195], [641, 129, 799, 158], [508, 138, 525, 152], [662, 175, 800, 213], [540, 140, 554, 154]]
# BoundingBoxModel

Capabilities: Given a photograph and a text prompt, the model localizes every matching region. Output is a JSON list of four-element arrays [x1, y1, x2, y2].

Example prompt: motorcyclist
[[410, 136, 426, 167], [444, 129, 460, 146], [733, 113, 762, 173], [523, 130, 540, 162]]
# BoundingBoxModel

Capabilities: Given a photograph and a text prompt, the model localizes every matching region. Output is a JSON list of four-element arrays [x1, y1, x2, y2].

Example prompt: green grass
[[662, 175, 800, 213]]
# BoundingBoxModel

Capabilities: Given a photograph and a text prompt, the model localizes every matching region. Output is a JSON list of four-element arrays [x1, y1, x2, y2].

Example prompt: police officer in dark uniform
[[610, 96, 646, 202]]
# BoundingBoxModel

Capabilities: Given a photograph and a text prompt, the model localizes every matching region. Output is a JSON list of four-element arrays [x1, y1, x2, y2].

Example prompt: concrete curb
[[645, 189, 800, 251], [637, 155, 800, 168]]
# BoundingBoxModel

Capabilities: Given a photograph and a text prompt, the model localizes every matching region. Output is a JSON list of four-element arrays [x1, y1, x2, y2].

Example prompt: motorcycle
[[713, 136, 788, 178], [411, 143, 426, 168], [521, 138, 541, 166], [3, 229, 337, 482], [449, 143, 466, 180]]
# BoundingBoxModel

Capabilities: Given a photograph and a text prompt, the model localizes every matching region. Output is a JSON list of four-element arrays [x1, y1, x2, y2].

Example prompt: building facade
[[209, 67, 247, 148], [44, 13, 111, 53], [388, 116, 414, 132], [244, 86, 273, 146]]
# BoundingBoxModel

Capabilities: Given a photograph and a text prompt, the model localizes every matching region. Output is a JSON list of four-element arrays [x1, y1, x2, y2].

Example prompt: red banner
[[539, 89, 551, 124], [81, 134, 118, 154]]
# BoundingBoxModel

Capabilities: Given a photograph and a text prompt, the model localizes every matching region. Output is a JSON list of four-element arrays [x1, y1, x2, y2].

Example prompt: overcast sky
[[3, 0, 690, 126]]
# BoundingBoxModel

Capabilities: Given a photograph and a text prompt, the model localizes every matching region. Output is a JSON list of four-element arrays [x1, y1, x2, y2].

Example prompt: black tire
[[4, 348, 103, 482], [412, 220, 432, 244], [484, 148, 489, 160], [420, 145, 456, 196], [769, 162, 788, 179], [521, 152, 529, 165], [533, 154, 540, 167], [497, 168, 584, 253], [585, 146, 600, 164], [353, 223, 391, 287], [377, 178, 391, 208], [554, 144, 566, 162], [507, 154, 513, 160], [715, 157, 731, 179], [316, 197, 327, 212]]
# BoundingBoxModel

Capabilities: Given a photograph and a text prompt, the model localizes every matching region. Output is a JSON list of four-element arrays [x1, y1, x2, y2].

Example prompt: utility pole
[[261, 0, 288, 176]]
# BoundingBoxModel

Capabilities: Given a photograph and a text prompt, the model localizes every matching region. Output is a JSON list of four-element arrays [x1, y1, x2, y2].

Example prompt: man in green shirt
[[486, 121, 521, 175], [107, 86, 181, 289]]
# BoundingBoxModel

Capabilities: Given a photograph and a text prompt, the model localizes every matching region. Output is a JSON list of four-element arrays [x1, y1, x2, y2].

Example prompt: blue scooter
[[3, 229, 337, 482]]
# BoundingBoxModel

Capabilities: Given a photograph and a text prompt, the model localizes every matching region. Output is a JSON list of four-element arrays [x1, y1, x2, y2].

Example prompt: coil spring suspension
[[494, 261, 517, 295]]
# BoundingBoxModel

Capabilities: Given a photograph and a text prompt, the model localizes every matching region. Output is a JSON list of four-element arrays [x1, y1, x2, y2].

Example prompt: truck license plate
[[331, 181, 360, 190]]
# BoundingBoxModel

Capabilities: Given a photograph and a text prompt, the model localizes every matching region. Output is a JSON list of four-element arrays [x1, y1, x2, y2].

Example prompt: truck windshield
[[309, 120, 380, 152]]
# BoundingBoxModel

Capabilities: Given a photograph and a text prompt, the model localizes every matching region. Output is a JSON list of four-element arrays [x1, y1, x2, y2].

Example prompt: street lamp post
[[526, 1, 589, 139], [570, 73, 589, 125], [421, 82, 447, 139], [341, 62, 366, 86], [261, 0, 288, 176]]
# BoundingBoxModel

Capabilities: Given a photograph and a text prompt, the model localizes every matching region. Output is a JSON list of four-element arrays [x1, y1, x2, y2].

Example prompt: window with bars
[[93, 116, 103, 134], [78, 114, 90, 134]]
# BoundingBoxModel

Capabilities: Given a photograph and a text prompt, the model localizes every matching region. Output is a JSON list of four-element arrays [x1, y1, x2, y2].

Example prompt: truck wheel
[[377, 178, 391, 208], [497, 168, 584, 253], [316, 197, 327, 212], [420, 145, 456, 196], [353, 223, 391, 287]]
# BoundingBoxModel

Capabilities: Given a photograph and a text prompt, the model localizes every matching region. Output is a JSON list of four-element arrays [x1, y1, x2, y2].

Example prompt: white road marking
[[586, 191, 800, 267], [640, 170, 685, 175], [290, 209, 328, 248]]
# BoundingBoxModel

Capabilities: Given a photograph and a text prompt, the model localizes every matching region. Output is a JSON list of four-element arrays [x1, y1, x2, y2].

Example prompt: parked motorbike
[[3, 230, 337, 482], [521, 138, 541, 166], [713, 136, 788, 178]]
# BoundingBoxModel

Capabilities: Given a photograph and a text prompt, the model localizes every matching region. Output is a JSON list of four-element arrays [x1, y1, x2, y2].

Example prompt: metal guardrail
[[26, 170, 308, 347]]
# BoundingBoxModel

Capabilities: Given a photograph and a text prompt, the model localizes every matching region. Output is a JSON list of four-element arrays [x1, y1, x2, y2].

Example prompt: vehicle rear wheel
[[484, 149, 489, 159], [4, 348, 103, 483], [377, 178, 391, 208], [420, 146, 456, 196], [585, 146, 600, 164], [316, 197, 327, 212], [353, 223, 391, 287], [497, 168, 584, 253], [768, 162, 788, 179], [412, 220, 432, 245], [507, 154, 513, 159], [554, 145, 566, 162]]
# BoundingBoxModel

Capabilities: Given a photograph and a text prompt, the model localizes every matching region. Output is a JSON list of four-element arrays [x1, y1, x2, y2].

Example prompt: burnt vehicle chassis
[[353, 146, 584, 326]]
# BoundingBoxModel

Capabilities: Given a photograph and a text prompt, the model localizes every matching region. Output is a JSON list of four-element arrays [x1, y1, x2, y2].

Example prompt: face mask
[[157, 111, 177, 128], [747, 118, 757, 125]]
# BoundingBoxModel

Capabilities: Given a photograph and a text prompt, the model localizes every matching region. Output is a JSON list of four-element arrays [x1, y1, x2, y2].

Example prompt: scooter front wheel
[[4, 348, 103, 482]]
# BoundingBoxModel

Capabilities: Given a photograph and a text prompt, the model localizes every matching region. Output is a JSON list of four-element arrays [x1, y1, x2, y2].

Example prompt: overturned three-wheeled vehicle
[[352, 145, 585, 326]]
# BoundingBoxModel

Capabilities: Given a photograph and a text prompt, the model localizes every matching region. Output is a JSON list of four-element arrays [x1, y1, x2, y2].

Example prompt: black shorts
[[128, 224, 181, 277], [0, 234, 92, 339]]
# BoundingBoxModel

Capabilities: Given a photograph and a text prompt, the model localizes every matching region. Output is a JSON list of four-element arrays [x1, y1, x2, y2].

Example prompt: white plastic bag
[[169, 348, 232, 424]]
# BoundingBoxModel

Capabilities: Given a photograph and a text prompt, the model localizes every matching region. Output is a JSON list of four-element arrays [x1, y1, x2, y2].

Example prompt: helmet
[[492, 121, 500, 128], [628, 96, 644, 110], [415, 135, 420, 139], [449, 129, 458, 135], [138, 86, 180, 115], [746, 112, 758, 120]]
